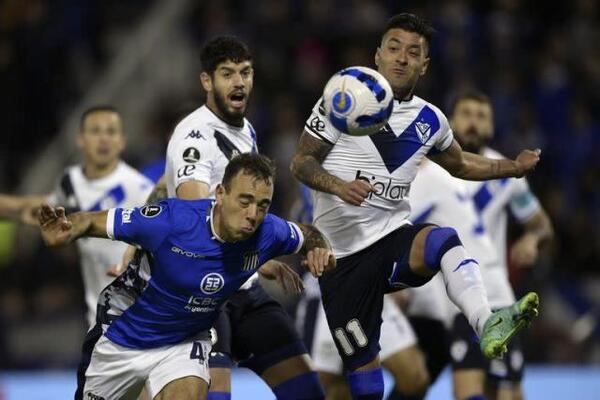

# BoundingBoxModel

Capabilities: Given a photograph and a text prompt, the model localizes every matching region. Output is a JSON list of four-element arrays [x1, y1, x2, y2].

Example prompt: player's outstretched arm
[[38, 204, 108, 247], [296, 223, 336, 277], [428, 139, 540, 181], [291, 132, 373, 205], [0, 194, 46, 224], [511, 209, 554, 267]]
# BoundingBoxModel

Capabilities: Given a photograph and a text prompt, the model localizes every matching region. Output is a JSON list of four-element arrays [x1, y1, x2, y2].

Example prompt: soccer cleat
[[480, 292, 539, 359]]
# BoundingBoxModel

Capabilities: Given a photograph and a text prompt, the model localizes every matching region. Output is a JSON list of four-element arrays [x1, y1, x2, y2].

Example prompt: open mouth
[[229, 92, 246, 108]]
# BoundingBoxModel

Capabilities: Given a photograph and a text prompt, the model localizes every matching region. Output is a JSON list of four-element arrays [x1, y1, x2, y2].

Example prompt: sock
[[347, 368, 384, 400], [208, 392, 231, 400], [386, 388, 424, 400], [466, 395, 486, 400], [439, 245, 491, 336], [272, 372, 325, 400]]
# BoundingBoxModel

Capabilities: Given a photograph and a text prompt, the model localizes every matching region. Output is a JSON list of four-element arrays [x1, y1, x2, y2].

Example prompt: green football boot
[[480, 292, 539, 359]]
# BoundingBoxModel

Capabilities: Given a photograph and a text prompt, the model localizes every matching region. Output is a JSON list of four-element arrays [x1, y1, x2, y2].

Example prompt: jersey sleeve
[[261, 214, 305, 258], [106, 201, 173, 252], [168, 125, 218, 191], [304, 97, 343, 145], [432, 110, 454, 153], [508, 178, 541, 222]]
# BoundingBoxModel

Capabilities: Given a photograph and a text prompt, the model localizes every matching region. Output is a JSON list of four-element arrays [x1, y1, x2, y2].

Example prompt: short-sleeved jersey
[[409, 161, 515, 309], [165, 105, 257, 198], [463, 148, 541, 270], [100, 198, 304, 349], [47, 162, 153, 326], [304, 96, 454, 257]]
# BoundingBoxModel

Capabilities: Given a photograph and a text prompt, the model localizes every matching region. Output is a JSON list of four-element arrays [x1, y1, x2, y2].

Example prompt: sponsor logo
[[355, 170, 409, 200], [171, 246, 205, 259], [200, 273, 224, 294], [183, 147, 201, 163], [121, 208, 134, 224], [242, 250, 259, 271], [185, 296, 220, 313], [308, 115, 325, 133], [185, 130, 205, 140], [140, 205, 162, 218], [177, 165, 196, 178]]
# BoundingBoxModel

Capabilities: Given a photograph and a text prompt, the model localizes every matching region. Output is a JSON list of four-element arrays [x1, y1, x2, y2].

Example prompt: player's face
[[201, 60, 254, 125], [375, 28, 429, 99], [77, 111, 125, 168], [216, 171, 273, 242], [450, 99, 494, 154]]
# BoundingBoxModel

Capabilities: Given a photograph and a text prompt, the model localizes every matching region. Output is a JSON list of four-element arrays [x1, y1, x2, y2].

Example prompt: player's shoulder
[[171, 106, 216, 141], [150, 198, 212, 229], [56, 164, 82, 191], [412, 95, 449, 125]]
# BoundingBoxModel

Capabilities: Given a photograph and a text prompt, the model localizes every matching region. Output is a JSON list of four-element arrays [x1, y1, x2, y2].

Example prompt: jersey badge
[[415, 120, 431, 143], [140, 204, 162, 218], [183, 147, 201, 163], [200, 273, 225, 294]]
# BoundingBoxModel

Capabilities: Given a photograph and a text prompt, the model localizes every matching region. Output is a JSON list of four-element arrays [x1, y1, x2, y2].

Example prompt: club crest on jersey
[[200, 273, 225, 294], [183, 147, 201, 163], [140, 204, 162, 218], [242, 250, 260, 271], [415, 121, 431, 143]]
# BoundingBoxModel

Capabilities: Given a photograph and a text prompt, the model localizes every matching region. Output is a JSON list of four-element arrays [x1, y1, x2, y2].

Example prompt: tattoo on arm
[[146, 175, 168, 204], [291, 132, 344, 195], [297, 223, 331, 253]]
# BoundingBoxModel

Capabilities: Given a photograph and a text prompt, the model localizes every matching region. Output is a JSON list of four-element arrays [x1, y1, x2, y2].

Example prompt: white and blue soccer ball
[[323, 66, 394, 136]]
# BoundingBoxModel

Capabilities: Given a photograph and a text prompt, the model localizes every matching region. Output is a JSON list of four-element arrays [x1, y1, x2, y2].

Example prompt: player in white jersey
[[291, 13, 541, 400], [448, 91, 553, 400], [409, 158, 518, 400], [0, 106, 153, 326], [140, 37, 326, 400]]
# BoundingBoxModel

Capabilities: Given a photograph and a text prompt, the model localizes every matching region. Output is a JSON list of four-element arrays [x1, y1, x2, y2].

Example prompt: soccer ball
[[323, 66, 394, 136]]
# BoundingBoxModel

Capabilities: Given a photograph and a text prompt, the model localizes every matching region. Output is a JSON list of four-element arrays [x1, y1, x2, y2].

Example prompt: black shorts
[[209, 281, 308, 375], [318, 224, 433, 371], [450, 314, 524, 383]]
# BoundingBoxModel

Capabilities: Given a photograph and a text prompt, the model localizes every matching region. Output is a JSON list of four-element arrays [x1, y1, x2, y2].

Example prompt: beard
[[213, 89, 246, 126], [456, 127, 489, 154]]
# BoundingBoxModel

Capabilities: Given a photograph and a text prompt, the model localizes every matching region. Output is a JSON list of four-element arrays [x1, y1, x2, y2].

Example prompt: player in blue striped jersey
[[38, 154, 334, 400]]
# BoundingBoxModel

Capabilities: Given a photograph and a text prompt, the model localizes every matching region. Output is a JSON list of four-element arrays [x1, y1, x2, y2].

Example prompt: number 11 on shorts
[[333, 319, 368, 356]]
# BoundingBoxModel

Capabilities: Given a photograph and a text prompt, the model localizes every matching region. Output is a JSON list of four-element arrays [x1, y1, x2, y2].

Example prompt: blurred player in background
[[0, 106, 153, 326], [136, 36, 326, 400], [291, 13, 541, 400], [448, 91, 553, 400]]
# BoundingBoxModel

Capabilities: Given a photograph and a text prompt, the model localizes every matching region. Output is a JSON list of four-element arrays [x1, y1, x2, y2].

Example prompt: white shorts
[[82, 334, 212, 399], [312, 295, 416, 374]]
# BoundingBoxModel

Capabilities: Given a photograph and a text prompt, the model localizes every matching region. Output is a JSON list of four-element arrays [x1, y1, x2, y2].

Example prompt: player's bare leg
[[154, 376, 208, 400], [486, 382, 524, 400], [208, 367, 231, 397], [382, 345, 429, 399], [453, 369, 486, 400], [318, 372, 351, 400], [261, 354, 325, 399]]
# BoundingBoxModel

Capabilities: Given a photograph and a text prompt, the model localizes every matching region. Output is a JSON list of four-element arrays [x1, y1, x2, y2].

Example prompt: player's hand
[[258, 260, 304, 294], [107, 244, 137, 277], [335, 180, 375, 206], [21, 205, 40, 226], [510, 233, 539, 267], [38, 204, 72, 247], [302, 248, 336, 278], [514, 149, 541, 177]]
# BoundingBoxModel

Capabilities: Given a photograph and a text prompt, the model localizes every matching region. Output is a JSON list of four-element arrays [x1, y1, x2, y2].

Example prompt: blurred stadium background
[[0, 0, 598, 398]]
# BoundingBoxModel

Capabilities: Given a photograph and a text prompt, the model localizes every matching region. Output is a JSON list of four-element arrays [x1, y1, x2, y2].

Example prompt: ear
[[215, 183, 225, 204], [374, 47, 381, 67], [420, 57, 430, 76], [200, 72, 212, 92]]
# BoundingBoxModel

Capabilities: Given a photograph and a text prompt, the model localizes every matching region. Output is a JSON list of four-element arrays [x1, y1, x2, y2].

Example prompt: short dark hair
[[382, 13, 436, 49], [448, 90, 492, 116], [200, 36, 252, 74], [222, 153, 275, 191], [80, 105, 119, 131]]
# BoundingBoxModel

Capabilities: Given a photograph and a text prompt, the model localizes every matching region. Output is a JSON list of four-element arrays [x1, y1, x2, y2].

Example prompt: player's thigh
[[453, 369, 486, 400], [146, 338, 211, 399], [153, 376, 208, 400], [209, 368, 231, 392], [318, 371, 350, 400], [231, 286, 309, 378]]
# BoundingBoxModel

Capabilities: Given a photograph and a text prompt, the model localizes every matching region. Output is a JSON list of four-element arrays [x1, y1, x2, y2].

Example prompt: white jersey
[[464, 148, 541, 270], [304, 96, 454, 257], [165, 105, 257, 199], [48, 162, 153, 326], [409, 161, 515, 313], [164, 105, 258, 288]]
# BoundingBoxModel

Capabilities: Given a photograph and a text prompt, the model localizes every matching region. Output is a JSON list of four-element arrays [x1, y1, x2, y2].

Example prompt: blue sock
[[272, 371, 325, 400], [347, 368, 384, 400], [465, 396, 486, 400], [208, 392, 231, 400]]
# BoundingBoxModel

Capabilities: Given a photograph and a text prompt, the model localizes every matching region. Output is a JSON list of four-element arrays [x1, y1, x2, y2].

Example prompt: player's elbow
[[289, 154, 304, 180]]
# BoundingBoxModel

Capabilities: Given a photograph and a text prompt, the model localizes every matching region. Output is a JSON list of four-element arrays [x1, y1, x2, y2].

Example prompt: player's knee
[[424, 227, 462, 271], [391, 364, 429, 395], [272, 371, 325, 400]]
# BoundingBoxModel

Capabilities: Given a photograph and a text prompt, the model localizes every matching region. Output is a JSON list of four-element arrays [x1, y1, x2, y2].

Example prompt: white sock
[[439, 246, 492, 336]]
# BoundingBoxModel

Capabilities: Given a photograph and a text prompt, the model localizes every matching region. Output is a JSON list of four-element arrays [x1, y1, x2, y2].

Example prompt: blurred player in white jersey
[[0, 106, 153, 326], [448, 91, 553, 400], [291, 13, 541, 400], [293, 185, 429, 400], [139, 36, 326, 400]]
